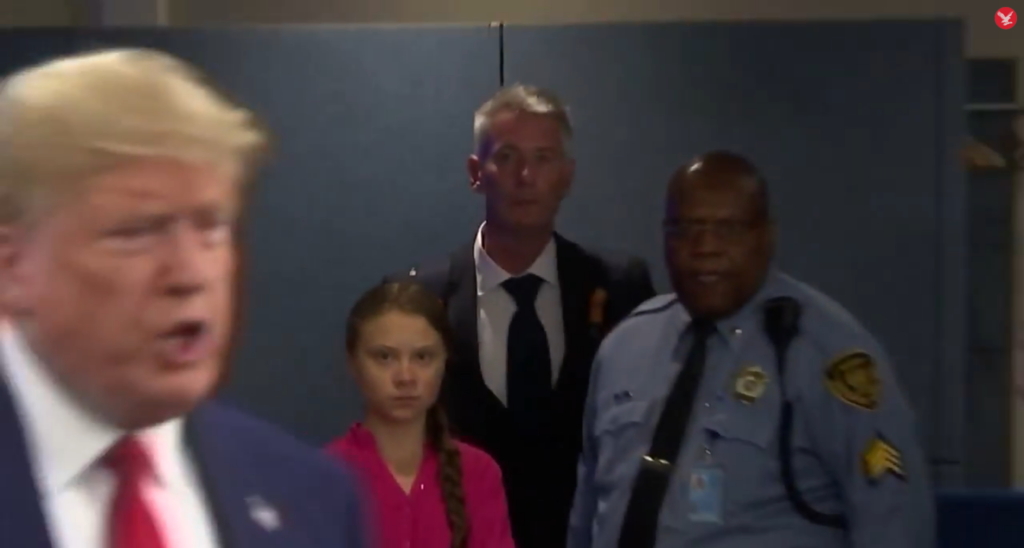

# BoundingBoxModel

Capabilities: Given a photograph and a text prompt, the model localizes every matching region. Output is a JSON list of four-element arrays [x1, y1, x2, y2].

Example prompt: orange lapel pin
[[589, 288, 607, 330]]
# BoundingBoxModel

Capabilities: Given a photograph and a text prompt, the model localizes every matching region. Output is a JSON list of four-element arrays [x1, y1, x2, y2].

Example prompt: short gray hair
[[0, 48, 268, 224], [472, 84, 573, 155]]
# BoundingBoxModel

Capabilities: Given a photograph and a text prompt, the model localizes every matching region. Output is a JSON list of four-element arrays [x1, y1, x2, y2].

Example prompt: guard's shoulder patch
[[861, 435, 906, 483], [624, 294, 678, 320], [824, 349, 881, 411]]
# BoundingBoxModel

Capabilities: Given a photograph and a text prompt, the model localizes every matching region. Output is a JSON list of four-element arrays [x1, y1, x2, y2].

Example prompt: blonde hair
[[0, 48, 268, 224], [472, 83, 573, 155]]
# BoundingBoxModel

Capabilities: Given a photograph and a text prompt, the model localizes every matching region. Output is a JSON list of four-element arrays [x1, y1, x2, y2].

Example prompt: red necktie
[[103, 436, 168, 548]]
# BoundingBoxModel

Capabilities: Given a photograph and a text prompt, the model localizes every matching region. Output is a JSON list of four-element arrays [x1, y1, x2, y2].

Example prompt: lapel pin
[[246, 495, 281, 532], [734, 364, 769, 404], [408, 267, 417, 277], [589, 288, 607, 332]]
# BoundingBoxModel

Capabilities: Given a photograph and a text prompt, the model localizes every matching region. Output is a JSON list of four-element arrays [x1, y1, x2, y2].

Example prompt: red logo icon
[[995, 7, 1017, 28]]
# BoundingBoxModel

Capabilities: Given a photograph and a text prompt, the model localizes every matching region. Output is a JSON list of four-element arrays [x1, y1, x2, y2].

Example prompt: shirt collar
[[473, 222, 559, 295], [0, 322, 185, 495], [344, 422, 437, 459], [682, 268, 786, 350], [345, 422, 378, 449]]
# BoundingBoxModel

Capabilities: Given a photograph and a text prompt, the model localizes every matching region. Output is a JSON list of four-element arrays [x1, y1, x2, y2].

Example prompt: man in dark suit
[[387, 84, 656, 547], [0, 49, 365, 548]]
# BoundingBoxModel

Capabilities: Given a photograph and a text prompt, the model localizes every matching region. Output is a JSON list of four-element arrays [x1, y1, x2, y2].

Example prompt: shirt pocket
[[701, 403, 783, 517], [593, 400, 650, 490], [703, 407, 775, 450]]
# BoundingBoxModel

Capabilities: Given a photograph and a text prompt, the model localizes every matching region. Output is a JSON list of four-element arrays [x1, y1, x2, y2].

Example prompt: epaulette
[[623, 293, 679, 320]]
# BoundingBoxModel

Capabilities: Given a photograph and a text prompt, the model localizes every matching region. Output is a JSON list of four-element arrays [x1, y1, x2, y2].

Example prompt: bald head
[[663, 150, 774, 320], [668, 150, 770, 223]]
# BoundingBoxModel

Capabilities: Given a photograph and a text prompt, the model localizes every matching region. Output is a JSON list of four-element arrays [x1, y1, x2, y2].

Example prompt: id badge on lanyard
[[688, 443, 724, 523]]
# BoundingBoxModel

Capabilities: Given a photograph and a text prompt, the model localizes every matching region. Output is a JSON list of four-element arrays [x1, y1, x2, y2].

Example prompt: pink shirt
[[325, 424, 515, 548]]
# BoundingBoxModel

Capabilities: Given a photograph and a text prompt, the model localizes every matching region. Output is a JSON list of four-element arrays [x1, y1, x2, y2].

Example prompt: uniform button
[[731, 327, 742, 336]]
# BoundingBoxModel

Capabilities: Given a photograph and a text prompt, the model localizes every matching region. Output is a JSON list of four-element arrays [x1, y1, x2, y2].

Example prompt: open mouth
[[158, 320, 213, 365], [692, 272, 727, 284], [163, 320, 205, 340]]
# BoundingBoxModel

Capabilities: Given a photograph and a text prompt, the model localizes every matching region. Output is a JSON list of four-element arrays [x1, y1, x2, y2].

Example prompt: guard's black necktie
[[618, 319, 716, 548], [503, 273, 553, 433]]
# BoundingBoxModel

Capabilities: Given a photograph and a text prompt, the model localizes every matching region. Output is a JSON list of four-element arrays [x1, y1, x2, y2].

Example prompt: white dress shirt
[[0, 324, 221, 548], [474, 223, 565, 405]]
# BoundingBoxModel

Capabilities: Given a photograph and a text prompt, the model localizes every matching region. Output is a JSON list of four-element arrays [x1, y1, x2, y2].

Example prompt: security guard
[[566, 151, 934, 548]]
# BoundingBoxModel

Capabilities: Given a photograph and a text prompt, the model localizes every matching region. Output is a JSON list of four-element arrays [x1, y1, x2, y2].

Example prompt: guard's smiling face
[[664, 173, 773, 320]]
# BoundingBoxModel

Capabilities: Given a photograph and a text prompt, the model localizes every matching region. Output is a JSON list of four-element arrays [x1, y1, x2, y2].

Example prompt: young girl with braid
[[325, 281, 515, 548]]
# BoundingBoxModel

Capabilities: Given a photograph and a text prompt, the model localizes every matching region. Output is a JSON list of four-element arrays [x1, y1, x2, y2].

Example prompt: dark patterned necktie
[[503, 273, 553, 433]]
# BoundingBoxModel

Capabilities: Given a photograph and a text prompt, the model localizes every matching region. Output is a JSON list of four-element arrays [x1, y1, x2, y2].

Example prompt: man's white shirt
[[0, 323, 221, 548], [474, 223, 565, 404]]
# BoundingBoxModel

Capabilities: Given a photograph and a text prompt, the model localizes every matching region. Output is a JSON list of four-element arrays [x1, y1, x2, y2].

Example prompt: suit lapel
[[445, 234, 601, 406], [443, 241, 515, 421], [554, 234, 600, 392], [0, 379, 53, 548], [445, 242, 484, 385], [0, 372, 298, 548], [187, 405, 284, 548]]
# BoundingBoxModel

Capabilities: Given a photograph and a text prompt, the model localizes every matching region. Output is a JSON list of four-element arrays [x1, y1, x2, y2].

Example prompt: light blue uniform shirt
[[567, 270, 934, 548]]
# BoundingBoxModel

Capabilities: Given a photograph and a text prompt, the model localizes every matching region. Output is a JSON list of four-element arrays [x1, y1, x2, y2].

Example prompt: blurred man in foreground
[[0, 49, 366, 548]]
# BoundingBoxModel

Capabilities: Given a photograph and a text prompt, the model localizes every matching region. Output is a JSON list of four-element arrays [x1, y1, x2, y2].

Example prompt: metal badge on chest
[[733, 364, 769, 404]]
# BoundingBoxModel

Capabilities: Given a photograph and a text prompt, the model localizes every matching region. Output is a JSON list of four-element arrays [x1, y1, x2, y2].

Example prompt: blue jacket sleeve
[[800, 346, 935, 548], [566, 353, 603, 548]]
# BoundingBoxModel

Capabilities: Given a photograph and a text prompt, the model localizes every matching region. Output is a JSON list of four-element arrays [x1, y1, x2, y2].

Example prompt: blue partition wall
[[502, 21, 966, 484], [0, 22, 966, 483], [964, 58, 1019, 487]]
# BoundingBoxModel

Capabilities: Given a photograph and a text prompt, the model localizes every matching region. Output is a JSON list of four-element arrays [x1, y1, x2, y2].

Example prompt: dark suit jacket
[[0, 380, 368, 548], [386, 232, 655, 548]]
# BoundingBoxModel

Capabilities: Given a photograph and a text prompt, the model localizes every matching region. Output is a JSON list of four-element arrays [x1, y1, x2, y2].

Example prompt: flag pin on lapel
[[246, 495, 281, 532]]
